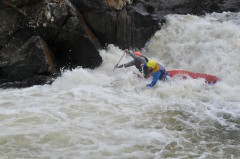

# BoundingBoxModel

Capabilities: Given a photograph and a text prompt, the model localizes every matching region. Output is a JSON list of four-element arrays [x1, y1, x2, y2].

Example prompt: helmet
[[147, 60, 157, 69], [134, 51, 142, 56]]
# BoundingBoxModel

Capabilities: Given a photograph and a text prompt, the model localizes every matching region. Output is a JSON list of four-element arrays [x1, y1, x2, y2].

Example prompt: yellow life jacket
[[152, 63, 160, 73]]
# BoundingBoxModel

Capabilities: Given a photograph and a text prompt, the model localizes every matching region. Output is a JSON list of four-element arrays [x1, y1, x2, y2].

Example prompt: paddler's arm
[[127, 51, 147, 64], [116, 60, 135, 68], [146, 70, 162, 88]]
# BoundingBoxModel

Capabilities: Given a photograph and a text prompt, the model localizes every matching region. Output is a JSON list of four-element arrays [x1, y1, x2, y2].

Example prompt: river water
[[1, 12, 240, 159]]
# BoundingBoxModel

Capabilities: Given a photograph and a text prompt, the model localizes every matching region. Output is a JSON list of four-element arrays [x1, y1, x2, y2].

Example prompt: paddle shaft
[[113, 52, 125, 71]]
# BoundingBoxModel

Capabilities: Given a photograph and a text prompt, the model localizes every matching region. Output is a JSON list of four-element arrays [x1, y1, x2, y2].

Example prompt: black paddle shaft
[[113, 52, 125, 71]]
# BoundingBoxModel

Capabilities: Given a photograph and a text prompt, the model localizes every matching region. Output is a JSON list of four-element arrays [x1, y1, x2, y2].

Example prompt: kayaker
[[142, 59, 168, 87], [115, 49, 150, 78]]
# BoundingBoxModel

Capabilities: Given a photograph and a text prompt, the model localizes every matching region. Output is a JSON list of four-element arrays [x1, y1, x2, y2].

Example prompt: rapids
[[0, 12, 240, 159]]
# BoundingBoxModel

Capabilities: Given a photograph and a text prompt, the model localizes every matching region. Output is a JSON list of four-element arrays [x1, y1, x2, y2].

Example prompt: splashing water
[[0, 12, 240, 159]]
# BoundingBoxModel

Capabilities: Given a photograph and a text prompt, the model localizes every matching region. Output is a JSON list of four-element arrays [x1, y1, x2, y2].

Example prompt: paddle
[[113, 52, 126, 71]]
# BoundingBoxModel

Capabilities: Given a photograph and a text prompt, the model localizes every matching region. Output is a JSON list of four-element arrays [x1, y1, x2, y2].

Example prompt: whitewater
[[1, 12, 240, 159]]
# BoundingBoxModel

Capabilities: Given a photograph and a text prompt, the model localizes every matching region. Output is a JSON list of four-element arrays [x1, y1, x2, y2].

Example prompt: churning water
[[1, 12, 240, 159]]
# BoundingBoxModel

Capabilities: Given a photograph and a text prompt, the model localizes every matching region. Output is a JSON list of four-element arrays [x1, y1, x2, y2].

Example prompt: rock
[[0, 1, 8, 9], [71, 0, 132, 11], [116, 9, 131, 48], [26, 0, 103, 68], [0, 0, 103, 88], [0, 75, 54, 88], [3, 0, 43, 7], [0, 8, 25, 50], [83, 11, 118, 46], [127, 3, 161, 48], [105, 0, 132, 10], [0, 36, 57, 83], [70, 0, 108, 12], [137, 0, 240, 16], [79, 1, 160, 49]]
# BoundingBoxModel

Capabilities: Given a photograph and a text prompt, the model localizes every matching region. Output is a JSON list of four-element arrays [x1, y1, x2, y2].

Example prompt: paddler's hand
[[114, 65, 118, 69], [124, 49, 130, 54], [146, 84, 152, 87], [115, 64, 123, 68]]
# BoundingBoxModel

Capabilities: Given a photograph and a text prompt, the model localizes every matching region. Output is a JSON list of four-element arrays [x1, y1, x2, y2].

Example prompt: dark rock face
[[23, 1, 103, 69], [1, 0, 240, 88], [0, 8, 25, 50], [74, 0, 161, 49], [0, 1, 7, 9], [1, 36, 56, 80], [159, 0, 240, 16], [53, 27, 102, 68], [0, 36, 57, 88], [127, 4, 160, 48], [0, 0, 102, 88], [2, 0, 43, 7]]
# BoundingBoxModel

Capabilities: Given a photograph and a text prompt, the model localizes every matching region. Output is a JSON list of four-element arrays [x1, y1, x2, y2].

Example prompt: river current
[[1, 12, 240, 159]]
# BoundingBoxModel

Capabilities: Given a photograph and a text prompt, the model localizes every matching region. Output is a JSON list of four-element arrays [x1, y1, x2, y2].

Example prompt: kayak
[[167, 70, 221, 84]]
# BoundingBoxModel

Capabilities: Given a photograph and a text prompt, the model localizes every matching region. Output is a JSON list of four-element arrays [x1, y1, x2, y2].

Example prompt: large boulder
[[74, 0, 160, 49], [21, 0, 102, 68], [0, 0, 103, 88], [70, 0, 132, 12], [127, 3, 161, 48], [2, 0, 43, 7], [0, 36, 57, 88], [136, 0, 240, 16], [0, 0, 7, 9], [0, 8, 25, 50]]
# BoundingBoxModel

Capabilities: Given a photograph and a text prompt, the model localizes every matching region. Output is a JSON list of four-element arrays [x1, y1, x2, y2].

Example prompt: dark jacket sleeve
[[117, 60, 135, 68], [128, 52, 147, 64]]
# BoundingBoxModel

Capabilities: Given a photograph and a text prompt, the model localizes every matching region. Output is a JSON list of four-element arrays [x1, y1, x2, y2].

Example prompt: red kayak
[[167, 70, 221, 84]]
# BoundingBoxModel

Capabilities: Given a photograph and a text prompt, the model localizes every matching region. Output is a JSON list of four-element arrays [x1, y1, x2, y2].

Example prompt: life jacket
[[152, 63, 164, 73], [152, 63, 167, 80]]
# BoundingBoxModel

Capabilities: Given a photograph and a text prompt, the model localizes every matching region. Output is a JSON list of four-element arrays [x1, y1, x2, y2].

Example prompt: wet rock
[[77, 0, 160, 49], [71, 0, 132, 12], [127, 3, 160, 48], [0, 75, 54, 88], [138, 0, 240, 16], [0, 8, 25, 50], [25, 0, 102, 68], [0, 1, 8, 9], [0, 0, 102, 88], [2, 0, 43, 7], [0, 36, 57, 87]]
